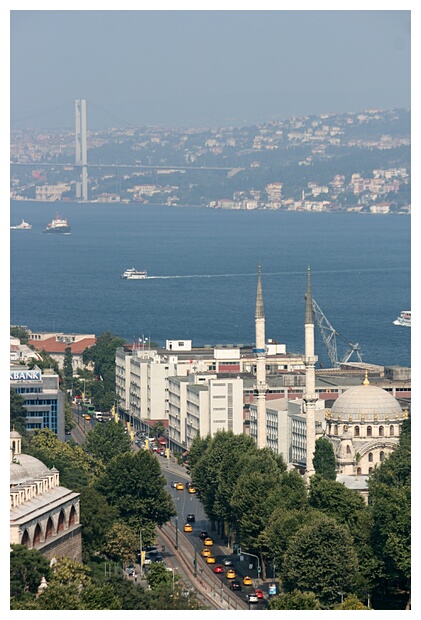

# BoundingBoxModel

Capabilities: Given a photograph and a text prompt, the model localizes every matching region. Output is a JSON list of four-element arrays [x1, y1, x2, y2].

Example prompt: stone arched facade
[[10, 432, 82, 562]]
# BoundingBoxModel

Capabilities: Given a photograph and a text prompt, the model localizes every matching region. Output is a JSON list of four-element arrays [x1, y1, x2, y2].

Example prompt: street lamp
[[175, 515, 179, 550], [139, 531, 143, 578]]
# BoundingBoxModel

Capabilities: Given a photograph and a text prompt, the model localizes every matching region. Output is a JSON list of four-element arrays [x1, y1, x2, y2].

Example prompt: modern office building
[[10, 365, 65, 441]]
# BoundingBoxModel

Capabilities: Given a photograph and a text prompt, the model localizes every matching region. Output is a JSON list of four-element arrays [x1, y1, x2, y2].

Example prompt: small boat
[[43, 214, 71, 234], [121, 268, 148, 280], [10, 219, 32, 230], [393, 311, 411, 327]]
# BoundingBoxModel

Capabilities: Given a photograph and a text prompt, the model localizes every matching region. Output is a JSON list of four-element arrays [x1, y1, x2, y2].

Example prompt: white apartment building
[[168, 374, 244, 451]]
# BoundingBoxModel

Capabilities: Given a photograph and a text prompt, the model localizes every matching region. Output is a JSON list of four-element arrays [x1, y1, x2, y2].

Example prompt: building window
[[346, 445, 351, 454], [368, 452, 373, 462], [357, 467, 362, 476], [367, 426, 372, 437], [354, 426, 360, 437], [334, 424, 338, 436], [390, 425, 395, 436], [369, 467, 373, 475], [380, 451, 385, 461], [379, 426, 384, 437]]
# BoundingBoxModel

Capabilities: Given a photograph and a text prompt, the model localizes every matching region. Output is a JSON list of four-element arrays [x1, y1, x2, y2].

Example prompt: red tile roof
[[28, 336, 96, 354]]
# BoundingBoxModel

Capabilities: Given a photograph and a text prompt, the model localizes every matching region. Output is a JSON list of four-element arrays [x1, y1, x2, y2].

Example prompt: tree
[[63, 346, 74, 392], [10, 544, 51, 600], [281, 515, 359, 608], [333, 593, 368, 610], [64, 399, 76, 434], [104, 522, 139, 564], [27, 428, 101, 490], [11, 325, 30, 344], [313, 437, 336, 480], [308, 475, 366, 532], [10, 388, 27, 436], [84, 419, 132, 465], [268, 590, 323, 610], [82, 331, 125, 407], [79, 487, 120, 559], [368, 416, 411, 604], [96, 449, 176, 534]]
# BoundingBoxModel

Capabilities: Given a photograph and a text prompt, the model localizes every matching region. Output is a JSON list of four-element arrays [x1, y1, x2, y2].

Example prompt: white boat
[[10, 219, 32, 230], [393, 310, 411, 327], [121, 268, 148, 280], [43, 214, 71, 234]]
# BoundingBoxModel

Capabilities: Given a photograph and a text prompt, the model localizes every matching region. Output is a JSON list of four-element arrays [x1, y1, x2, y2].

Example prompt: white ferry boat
[[121, 268, 148, 280], [43, 214, 71, 234], [10, 219, 32, 230], [393, 310, 411, 327]]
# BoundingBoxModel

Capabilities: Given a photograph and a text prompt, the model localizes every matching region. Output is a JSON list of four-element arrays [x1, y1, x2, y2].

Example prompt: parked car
[[247, 593, 259, 604], [126, 565, 135, 576], [143, 554, 152, 565], [186, 513, 195, 522], [230, 580, 241, 590]]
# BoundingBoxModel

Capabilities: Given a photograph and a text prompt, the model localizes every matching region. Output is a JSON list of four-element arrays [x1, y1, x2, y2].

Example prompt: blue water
[[10, 202, 411, 368]]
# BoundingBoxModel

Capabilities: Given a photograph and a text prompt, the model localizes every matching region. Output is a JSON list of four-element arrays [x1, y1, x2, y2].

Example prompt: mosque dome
[[10, 454, 51, 485], [331, 379, 401, 421]]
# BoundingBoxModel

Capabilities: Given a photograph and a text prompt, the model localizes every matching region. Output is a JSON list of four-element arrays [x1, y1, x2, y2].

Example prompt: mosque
[[252, 265, 408, 487]]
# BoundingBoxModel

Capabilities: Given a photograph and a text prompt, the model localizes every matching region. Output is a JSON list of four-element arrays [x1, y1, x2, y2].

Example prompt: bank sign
[[10, 369, 41, 381]]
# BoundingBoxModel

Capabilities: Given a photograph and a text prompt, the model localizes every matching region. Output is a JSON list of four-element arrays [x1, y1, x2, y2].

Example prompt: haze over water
[[10, 201, 410, 369]]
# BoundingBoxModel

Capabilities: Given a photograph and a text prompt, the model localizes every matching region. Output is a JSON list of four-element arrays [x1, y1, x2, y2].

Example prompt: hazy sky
[[9, 8, 411, 129]]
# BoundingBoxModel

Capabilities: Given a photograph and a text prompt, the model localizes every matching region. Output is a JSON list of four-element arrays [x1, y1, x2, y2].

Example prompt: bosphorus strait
[[10, 201, 411, 368]]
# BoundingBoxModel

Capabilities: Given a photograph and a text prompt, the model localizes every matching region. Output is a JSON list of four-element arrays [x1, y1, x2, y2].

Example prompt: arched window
[[390, 425, 395, 436], [367, 426, 372, 437], [45, 517, 54, 540], [334, 424, 338, 436], [380, 451, 385, 461], [69, 505, 77, 527], [57, 510, 65, 533], [369, 467, 373, 475], [368, 452, 373, 462], [357, 467, 362, 476], [21, 529, 29, 548], [33, 523, 42, 545], [346, 445, 351, 454], [379, 426, 384, 437], [354, 426, 360, 437]]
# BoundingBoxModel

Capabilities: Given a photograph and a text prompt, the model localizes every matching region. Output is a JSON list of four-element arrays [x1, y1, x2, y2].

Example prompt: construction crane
[[312, 299, 363, 368]]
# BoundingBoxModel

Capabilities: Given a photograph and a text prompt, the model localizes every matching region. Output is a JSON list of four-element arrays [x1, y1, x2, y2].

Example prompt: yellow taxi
[[243, 576, 253, 586], [83, 414, 91, 420], [201, 547, 212, 557], [206, 555, 216, 564], [183, 523, 193, 533], [176, 482, 185, 491], [204, 537, 213, 546], [226, 569, 236, 579]]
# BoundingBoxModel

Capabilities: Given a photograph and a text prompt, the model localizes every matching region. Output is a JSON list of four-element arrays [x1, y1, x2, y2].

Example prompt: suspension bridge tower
[[75, 99, 88, 201]]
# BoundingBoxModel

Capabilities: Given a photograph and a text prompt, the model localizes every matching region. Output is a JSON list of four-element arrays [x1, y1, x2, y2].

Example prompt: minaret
[[254, 264, 267, 448], [303, 265, 318, 481]]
